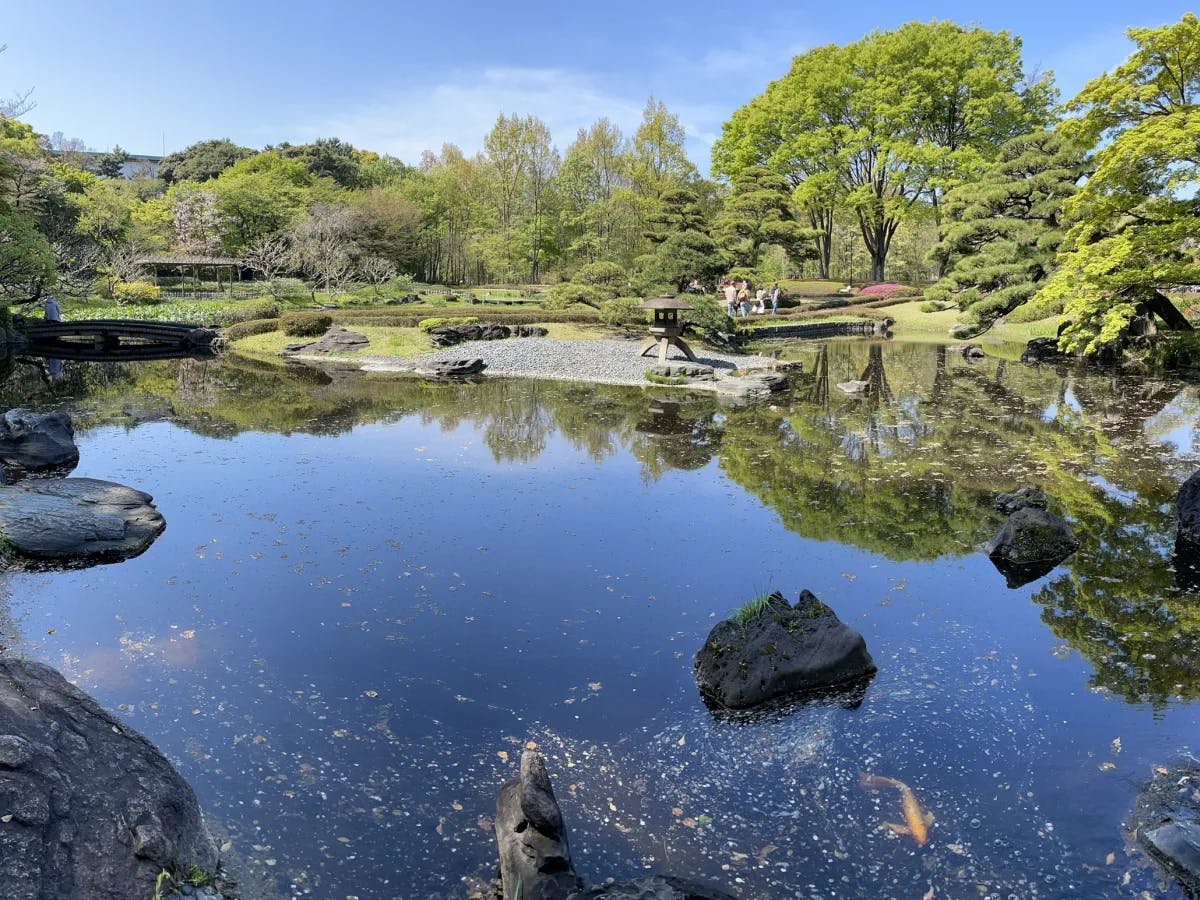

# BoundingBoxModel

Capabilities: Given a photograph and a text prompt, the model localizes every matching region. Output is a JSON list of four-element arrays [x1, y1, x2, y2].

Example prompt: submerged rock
[[1179, 471, 1200, 545], [693, 590, 876, 710], [0, 658, 219, 900], [568, 876, 736, 899], [1129, 760, 1200, 895], [985, 506, 1079, 588], [0, 409, 79, 477], [0, 477, 166, 566], [993, 487, 1049, 516], [836, 380, 869, 394], [496, 749, 735, 900], [713, 371, 787, 402]]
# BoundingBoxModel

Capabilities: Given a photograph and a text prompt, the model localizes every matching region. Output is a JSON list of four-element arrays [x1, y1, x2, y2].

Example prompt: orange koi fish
[[860, 773, 934, 846]]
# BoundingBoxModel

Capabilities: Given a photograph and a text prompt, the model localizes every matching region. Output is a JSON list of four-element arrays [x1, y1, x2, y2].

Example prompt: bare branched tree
[[0, 45, 35, 118], [51, 239, 102, 299], [242, 234, 291, 287], [291, 205, 360, 296], [359, 255, 397, 293]]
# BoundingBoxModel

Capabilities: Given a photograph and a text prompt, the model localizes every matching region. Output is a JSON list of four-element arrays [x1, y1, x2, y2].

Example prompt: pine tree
[[927, 131, 1087, 329]]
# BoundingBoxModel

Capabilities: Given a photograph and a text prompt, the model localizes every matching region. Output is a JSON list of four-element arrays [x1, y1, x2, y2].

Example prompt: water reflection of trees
[[5, 346, 1199, 705]]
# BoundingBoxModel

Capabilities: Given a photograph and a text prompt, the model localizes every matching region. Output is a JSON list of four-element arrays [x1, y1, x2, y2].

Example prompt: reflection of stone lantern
[[638, 297, 697, 363]]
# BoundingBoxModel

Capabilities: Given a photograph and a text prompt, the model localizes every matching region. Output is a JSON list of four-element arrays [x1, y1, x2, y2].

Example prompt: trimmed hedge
[[281, 313, 333, 337], [328, 307, 600, 327], [223, 318, 279, 340]]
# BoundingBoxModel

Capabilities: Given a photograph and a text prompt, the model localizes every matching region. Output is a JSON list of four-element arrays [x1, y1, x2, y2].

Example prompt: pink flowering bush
[[858, 282, 904, 297]]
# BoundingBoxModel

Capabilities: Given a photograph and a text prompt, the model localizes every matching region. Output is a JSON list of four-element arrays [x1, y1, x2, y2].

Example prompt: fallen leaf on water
[[677, 735, 686, 748], [672, 807, 683, 817], [682, 818, 697, 828], [46, 629, 55, 636], [756, 844, 778, 862], [181, 630, 195, 640], [588, 682, 602, 692], [607, 801, 617, 812], [525, 741, 537, 750], [363, 690, 378, 698], [497, 751, 509, 763], [1099, 762, 1116, 772], [252, 735, 267, 745], [477, 817, 493, 833], [1111, 738, 1122, 754], [1155, 766, 1170, 775], [1106, 852, 1115, 865], [452, 802, 463, 811], [923, 888, 935, 900], [0, 814, 11, 823]]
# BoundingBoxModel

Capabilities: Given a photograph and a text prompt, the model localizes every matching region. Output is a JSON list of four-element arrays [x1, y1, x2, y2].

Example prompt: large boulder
[[694, 591, 876, 710], [496, 749, 580, 900], [428, 323, 515, 347], [0, 658, 219, 900], [0, 409, 79, 477], [985, 506, 1079, 588], [1179, 471, 1200, 545], [0, 477, 166, 567], [1020, 337, 1067, 364]]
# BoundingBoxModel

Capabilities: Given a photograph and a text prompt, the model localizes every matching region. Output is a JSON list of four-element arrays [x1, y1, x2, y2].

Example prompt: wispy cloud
[[304, 67, 647, 163]]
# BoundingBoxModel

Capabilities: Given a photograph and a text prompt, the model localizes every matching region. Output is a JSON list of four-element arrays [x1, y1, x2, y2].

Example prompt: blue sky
[[1, 0, 1193, 172]]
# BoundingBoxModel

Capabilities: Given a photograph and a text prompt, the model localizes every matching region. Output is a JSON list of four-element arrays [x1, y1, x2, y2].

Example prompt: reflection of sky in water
[[2, 348, 1199, 899]]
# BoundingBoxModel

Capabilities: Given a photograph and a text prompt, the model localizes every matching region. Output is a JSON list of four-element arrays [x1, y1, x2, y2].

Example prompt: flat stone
[[285, 327, 370, 355], [836, 380, 869, 394], [0, 477, 166, 566], [415, 358, 487, 378]]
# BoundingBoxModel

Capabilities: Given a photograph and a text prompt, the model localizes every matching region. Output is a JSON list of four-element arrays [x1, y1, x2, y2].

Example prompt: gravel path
[[351, 338, 779, 387]]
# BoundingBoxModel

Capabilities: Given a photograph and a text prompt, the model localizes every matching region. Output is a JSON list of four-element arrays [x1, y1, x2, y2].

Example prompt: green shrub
[[419, 316, 479, 332], [224, 318, 280, 340], [1142, 333, 1200, 370], [682, 295, 733, 334], [113, 281, 162, 304], [545, 282, 614, 309], [644, 370, 687, 385], [599, 296, 648, 327], [281, 313, 333, 337], [575, 261, 626, 288]]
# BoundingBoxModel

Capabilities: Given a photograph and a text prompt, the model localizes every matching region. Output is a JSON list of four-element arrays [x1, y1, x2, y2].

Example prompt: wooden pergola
[[137, 255, 244, 296]]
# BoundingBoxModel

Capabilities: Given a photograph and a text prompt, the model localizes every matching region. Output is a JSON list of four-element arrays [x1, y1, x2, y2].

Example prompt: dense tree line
[[1, 14, 1198, 355]]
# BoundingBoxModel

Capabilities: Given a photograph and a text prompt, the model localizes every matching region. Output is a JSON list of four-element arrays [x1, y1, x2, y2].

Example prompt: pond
[[1, 341, 1198, 899]]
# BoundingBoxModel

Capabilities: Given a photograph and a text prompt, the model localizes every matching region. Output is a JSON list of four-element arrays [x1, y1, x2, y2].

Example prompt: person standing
[[754, 287, 766, 314], [737, 284, 751, 317], [43, 294, 61, 322], [770, 282, 781, 315], [723, 280, 738, 317]]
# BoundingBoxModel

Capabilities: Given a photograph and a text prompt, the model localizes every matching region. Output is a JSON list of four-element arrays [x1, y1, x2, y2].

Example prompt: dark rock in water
[[1179, 471, 1200, 545], [985, 506, 1079, 588], [0, 477, 166, 566], [1129, 760, 1200, 896], [416, 358, 487, 378], [1176, 535, 1200, 593], [497, 749, 735, 900], [993, 487, 1049, 516], [0, 658, 219, 900], [568, 876, 736, 899], [284, 327, 370, 355], [647, 363, 714, 381], [496, 749, 579, 900], [694, 590, 876, 710], [1020, 336, 1068, 364], [0, 409, 79, 476]]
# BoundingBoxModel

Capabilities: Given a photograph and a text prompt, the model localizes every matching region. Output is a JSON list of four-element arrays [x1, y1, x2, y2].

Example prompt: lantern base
[[639, 335, 697, 363]]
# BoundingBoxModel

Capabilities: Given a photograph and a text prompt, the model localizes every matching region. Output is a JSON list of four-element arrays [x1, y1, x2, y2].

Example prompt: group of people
[[718, 278, 781, 318]]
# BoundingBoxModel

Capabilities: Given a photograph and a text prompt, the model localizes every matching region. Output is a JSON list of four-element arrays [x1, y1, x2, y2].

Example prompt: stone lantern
[[638, 296, 697, 363]]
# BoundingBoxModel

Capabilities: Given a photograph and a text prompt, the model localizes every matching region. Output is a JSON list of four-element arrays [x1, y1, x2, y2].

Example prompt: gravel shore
[[350, 337, 779, 387]]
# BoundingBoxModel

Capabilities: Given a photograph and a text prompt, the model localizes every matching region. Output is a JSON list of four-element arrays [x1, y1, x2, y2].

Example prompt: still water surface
[[1, 341, 1199, 899]]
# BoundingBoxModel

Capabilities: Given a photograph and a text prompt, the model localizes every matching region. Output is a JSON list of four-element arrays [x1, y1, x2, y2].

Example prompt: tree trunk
[[1145, 290, 1194, 331]]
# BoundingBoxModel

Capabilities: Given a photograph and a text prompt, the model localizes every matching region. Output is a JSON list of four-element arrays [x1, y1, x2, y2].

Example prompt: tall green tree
[[927, 130, 1088, 328], [715, 22, 1053, 282], [1038, 13, 1200, 355], [159, 139, 254, 184], [712, 164, 815, 269]]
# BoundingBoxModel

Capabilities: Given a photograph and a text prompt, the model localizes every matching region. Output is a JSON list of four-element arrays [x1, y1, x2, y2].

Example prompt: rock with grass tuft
[[985, 506, 1079, 587], [693, 590, 876, 710]]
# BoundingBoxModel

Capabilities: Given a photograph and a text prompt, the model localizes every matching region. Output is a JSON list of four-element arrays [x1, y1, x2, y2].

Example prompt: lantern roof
[[638, 296, 693, 311]]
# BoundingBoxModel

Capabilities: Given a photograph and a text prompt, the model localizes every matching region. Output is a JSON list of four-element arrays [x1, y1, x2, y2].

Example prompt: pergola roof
[[137, 255, 242, 267]]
